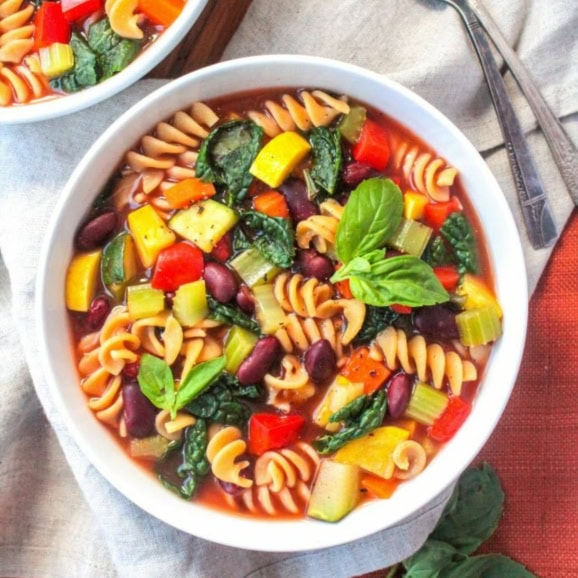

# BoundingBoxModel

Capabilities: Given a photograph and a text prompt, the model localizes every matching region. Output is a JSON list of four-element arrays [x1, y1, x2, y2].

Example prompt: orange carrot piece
[[138, 0, 184, 27], [253, 190, 290, 219], [361, 473, 400, 499], [163, 178, 216, 209], [341, 347, 391, 394], [334, 279, 353, 299]]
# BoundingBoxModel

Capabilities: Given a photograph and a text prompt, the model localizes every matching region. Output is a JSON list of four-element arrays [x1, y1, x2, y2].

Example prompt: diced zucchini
[[224, 325, 259, 373], [172, 280, 208, 327], [337, 105, 367, 144], [456, 305, 502, 346], [313, 376, 364, 431], [169, 199, 239, 253], [249, 131, 311, 188], [127, 283, 165, 320], [129, 435, 170, 460], [102, 232, 138, 299], [404, 382, 448, 426], [252, 283, 287, 334], [307, 459, 360, 523], [403, 192, 429, 221], [334, 426, 410, 479], [128, 205, 176, 268], [39, 43, 74, 78], [65, 249, 102, 312], [387, 218, 433, 257], [457, 273, 503, 319], [229, 247, 281, 288]]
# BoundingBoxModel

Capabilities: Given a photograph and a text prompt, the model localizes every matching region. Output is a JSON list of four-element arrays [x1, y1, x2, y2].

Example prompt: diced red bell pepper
[[209, 230, 233, 262], [341, 347, 391, 395], [34, 3, 71, 50], [248, 413, 305, 456], [423, 197, 462, 229], [61, 0, 104, 23], [433, 266, 460, 292], [352, 119, 391, 172], [429, 396, 471, 442], [390, 303, 413, 315], [151, 242, 204, 292]]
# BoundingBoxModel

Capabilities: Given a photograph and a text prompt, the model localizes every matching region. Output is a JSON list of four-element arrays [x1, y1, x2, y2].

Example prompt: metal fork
[[428, 0, 558, 249]]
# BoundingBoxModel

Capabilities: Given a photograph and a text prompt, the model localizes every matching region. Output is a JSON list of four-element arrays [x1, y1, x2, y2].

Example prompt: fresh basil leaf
[[195, 121, 263, 205], [438, 554, 537, 578], [346, 255, 449, 307], [241, 210, 295, 268], [403, 539, 465, 578], [431, 463, 504, 555], [137, 353, 174, 411], [309, 127, 342, 195], [331, 249, 386, 282], [174, 356, 227, 416], [336, 177, 403, 264]]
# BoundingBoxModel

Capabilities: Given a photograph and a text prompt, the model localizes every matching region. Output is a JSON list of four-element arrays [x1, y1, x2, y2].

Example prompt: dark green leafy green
[[403, 540, 465, 578], [335, 177, 403, 264], [207, 294, 260, 334], [437, 555, 537, 577], [195, 121, 263, 205], [233, 226, 251, 252], [137, 354, 226, 419], [55, 33, 98, 93], [309, 127, 342, 195], [241, 210, 295, 268], [353, 305, 399, 344], [313, 390, 387, 454], [440, 213, 479, 276], [424, 235, 454, 269]]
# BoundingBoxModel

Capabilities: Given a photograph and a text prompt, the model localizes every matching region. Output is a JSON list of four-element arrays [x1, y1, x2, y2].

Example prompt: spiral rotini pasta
[[273, 272, 333, 317], [369, 326, 477, 395], [0, 0, 34, 63], [105, 0, 143, 40], [392, 440, 427, 480], [155, 409, 196, 441], [296, 199, 344, 255], [225, 442, 319, 515], [264, 354, 315, 411], [0, 58, 48, 106], [207, 426, 252, 488], [246, 90, 350, 138]]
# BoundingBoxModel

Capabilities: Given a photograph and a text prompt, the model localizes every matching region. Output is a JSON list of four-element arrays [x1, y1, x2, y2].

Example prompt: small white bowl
[[36, 55, 528, 552], [0, 0, 208, 124]]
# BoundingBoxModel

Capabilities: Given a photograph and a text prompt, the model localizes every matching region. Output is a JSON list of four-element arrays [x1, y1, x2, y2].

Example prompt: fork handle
[[470, 0, 578, 206], [450, 1, 557, 249]]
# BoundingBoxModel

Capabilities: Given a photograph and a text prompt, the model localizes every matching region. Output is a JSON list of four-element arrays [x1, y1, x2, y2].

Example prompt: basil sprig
[[137, 354, 226, 419], [331, 177, 449, 307]]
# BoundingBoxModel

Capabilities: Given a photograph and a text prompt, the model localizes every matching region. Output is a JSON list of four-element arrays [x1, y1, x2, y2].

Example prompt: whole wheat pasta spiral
[[369, 326, 477, 395], [296, 199, 344, 255], [207, 426, 252, 489], [247, 90, 350, 138], [273, 272, 333, 317], [0, 0, 34, 64]]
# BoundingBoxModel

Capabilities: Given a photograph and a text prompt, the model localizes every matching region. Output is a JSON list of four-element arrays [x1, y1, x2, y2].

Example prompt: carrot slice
[[253, 190, 290, 219], [163, 178, 216, 209], [360, 473, 400, 499], [138, 0, 184, 26], [341, 347, 391, 394]]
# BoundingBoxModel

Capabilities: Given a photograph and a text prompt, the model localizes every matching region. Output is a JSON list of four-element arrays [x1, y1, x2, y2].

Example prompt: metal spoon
[[424, 0, 558, 249]]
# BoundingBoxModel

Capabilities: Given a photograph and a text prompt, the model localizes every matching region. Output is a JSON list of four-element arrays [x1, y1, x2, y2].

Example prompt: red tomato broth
[[65, 87, 501, 521]]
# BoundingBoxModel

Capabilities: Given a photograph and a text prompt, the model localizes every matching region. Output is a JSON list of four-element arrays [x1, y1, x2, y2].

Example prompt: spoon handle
[[470, 0, 578, 206], [448, 0, 557, 249]]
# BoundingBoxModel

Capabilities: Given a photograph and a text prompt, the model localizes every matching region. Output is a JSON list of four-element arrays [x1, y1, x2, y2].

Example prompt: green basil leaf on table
[[195, 120, 264, 206], [137, 353, 175, 412], [335, 177, 403, 264], [309, 126, 342, 195], [402, 540, 465, 578], [437, 554, 537, 578]]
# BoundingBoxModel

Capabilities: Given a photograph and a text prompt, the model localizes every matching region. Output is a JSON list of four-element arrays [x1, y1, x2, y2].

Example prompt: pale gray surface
[[0, 0, 577, 576]]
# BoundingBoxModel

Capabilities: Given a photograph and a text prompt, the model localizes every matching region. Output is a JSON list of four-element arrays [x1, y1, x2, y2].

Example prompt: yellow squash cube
[[128, 205, 176, 268], [403, 191, 429, 221], [65, 250, 102, 312]]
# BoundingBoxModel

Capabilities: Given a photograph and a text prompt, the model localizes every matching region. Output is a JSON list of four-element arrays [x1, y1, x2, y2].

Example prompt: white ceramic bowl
[[36, 55, 528, 552], [0, 0, 208, 124]]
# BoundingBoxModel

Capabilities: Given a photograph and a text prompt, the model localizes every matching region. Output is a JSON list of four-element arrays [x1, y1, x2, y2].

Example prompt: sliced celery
[[229, 247, 281, 288], [252, 283, 287, 334], [129, 435, 169, 460], [127, 283, 165, 320], [337, 105, 367, 144], [456, 305, 502, 346], [172, 280, 208, 327], [387, 218, 433, 257], [404, 382, 448, 426], [224, 325, 259, 373]]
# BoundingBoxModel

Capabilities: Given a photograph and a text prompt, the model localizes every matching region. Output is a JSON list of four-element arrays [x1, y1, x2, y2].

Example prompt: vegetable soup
[[0, 0, 186, 107], [65, 88, 503, 521]]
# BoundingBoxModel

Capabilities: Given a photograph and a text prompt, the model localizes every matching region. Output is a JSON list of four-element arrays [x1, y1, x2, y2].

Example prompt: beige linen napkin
[[1, 0, 577, 576]]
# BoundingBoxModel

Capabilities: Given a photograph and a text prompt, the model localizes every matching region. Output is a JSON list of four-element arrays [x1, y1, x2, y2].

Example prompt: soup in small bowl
[[37, 55, 527, 551]]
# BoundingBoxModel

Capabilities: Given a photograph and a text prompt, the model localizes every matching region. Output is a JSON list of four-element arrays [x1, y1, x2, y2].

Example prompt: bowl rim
[[35, 54, 528, 551], [0, 0, 209, 125]]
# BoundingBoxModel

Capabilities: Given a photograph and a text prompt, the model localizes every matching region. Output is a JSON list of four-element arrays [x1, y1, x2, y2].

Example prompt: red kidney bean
[[235, 285, 255, 314], [237, 336, 281, 385], [296, 249, 335, 280], [279, 178, 319, 222], [122, 360, 140, 380], [413, 305, 460, 339], [210, 230, 233, 262], [86, 297, 110, 330], [76, 211, 117, 250], [304, 339, 336, 384], [342, 162, 374, 187], [204, 262, 239, 303], [387, 372, 412, 419], [123, 383, 156, 438]]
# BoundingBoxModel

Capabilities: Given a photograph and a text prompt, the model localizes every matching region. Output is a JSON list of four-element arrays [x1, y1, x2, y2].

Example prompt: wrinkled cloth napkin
[[1, 0, 577, 576]]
